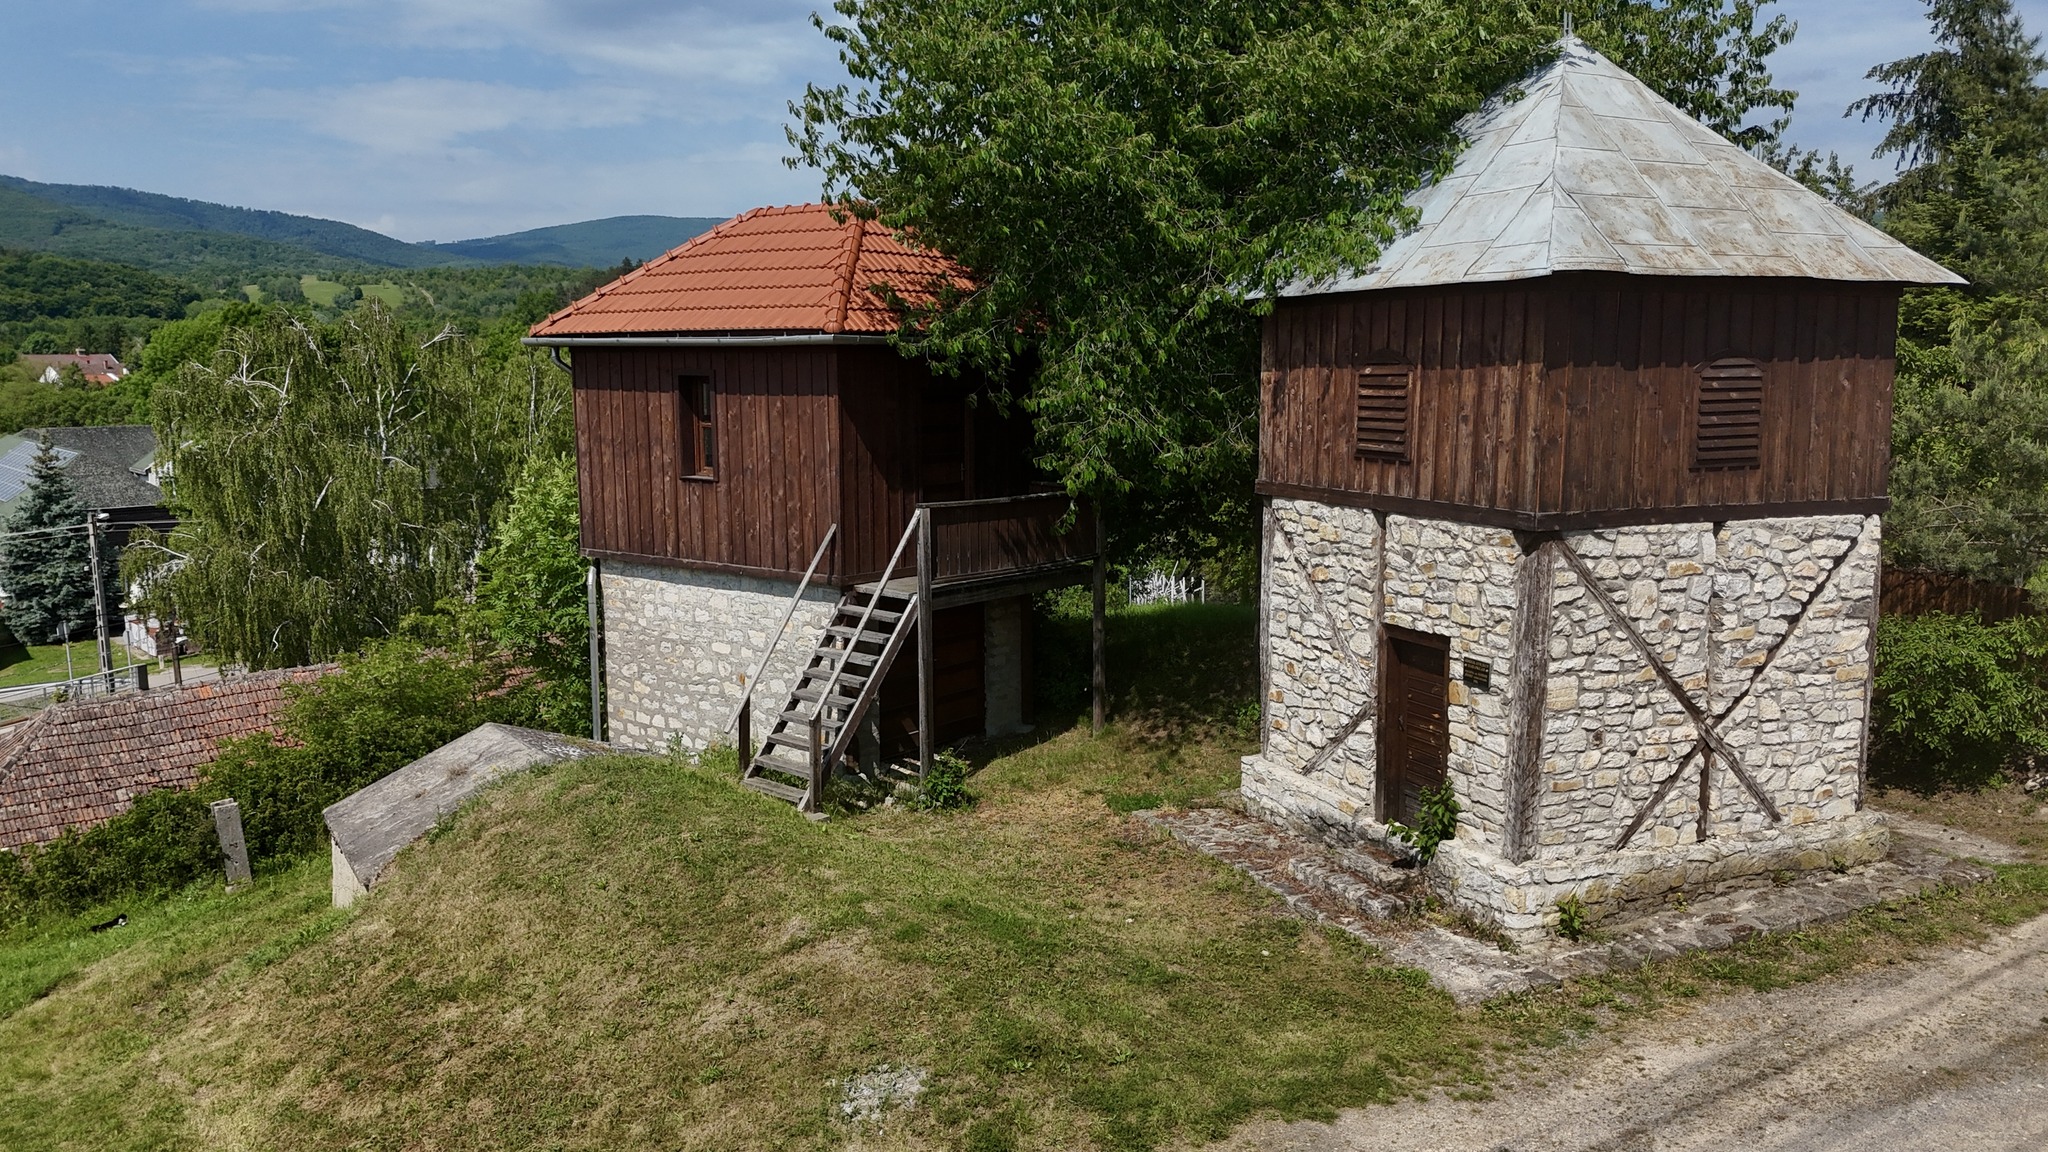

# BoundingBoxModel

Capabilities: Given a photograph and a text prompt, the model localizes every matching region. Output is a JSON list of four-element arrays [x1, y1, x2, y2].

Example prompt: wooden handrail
[[811, 509, 923, 724], [727, 523, 837, 736]]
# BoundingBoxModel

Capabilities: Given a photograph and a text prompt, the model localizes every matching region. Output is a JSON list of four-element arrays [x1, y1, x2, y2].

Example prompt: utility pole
[[167, 599, 183, 687], [86, 515, 113, 692]]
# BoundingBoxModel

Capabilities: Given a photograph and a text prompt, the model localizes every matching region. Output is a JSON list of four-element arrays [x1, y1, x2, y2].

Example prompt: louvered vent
[[1355, 365, 1412, 460], [1694, 358, 1763, 470]]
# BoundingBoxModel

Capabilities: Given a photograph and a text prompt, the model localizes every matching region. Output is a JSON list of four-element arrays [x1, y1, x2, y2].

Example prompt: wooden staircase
[[740, 584, 920, 812]]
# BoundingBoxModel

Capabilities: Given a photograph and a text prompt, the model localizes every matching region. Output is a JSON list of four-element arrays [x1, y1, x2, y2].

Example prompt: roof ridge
[[529, 206, 775, 334], [824, 213, 867, 334]]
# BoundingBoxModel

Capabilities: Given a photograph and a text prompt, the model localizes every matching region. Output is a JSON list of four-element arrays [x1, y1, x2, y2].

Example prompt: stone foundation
[[599, 566, 1032, 754], [599, 561, 838, 752], [1246, 498, 1886, 940]]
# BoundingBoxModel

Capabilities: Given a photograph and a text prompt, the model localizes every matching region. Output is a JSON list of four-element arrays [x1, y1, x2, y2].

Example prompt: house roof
[[527, 203, 970, 340], [1282, 37, 1963, 297], [0, 425, 163, 519], [18, 353, 127, 383], [0, 666, 334, 852]]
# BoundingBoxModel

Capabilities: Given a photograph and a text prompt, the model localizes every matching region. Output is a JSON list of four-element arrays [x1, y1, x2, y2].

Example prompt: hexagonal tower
[[1242, 38, 1961, 939]]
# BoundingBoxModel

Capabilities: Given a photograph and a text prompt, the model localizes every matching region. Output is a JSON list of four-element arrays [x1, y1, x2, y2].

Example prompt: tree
[[467, 453, 591, 734], [1850, 0, 2048, 338], [0, 435, 94, 644], [142, 304, 571, 668], [790, 1, 1803, 565], [1886, 327, 2048, 587]]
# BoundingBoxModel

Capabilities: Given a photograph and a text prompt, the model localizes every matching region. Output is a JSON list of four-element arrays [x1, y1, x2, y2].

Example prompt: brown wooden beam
[[1503, 536, 1557, 863], [1092, 511, 1107, 737], [1253, 479, 1887, 532], [917, 509, 936, 782]]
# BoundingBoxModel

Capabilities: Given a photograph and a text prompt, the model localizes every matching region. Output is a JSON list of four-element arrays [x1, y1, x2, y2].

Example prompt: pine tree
[[0, 435, 95, 644]]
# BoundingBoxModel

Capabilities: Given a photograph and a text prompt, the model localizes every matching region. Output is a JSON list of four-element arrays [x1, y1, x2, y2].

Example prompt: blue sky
[[0, 1, 2043, 243]]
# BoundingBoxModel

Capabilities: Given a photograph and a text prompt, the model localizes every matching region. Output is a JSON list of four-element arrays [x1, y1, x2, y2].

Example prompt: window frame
[[678, 374, 716, 480]]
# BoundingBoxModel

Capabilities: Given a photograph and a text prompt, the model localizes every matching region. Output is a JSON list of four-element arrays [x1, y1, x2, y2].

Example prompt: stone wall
[[983, 595, 1031, 736], [599, 560, 839, 752], [1242, 497, 1886, 939]]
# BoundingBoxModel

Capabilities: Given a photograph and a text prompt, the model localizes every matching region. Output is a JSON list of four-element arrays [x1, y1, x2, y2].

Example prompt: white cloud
[[252, 77, 659, 153]]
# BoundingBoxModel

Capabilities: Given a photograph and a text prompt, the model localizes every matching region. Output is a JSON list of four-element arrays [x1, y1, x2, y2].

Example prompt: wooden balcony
[[857, 493, 1098, 607]]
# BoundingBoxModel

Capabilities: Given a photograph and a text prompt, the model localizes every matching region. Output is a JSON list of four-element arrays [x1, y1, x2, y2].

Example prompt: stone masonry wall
[[1536, 516, 1878, 858], [983, 595, 1030, 737], [600, 561, 839, 752], [1242, 498, 1886, 939]]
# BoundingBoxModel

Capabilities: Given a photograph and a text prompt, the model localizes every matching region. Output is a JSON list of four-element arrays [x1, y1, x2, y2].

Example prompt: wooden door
[[1379, 628, 1449, 825]]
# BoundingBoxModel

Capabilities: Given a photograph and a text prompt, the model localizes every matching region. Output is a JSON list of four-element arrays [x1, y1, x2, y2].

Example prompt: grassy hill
[[0, 175, 723, 283], [0, 183, 349, 284], [425, 215, 724, 266], [0, 175, 455, 270]]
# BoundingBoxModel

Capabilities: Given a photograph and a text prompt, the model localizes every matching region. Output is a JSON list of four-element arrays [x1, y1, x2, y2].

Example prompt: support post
[[210, 798, 252, 889], [1091, 505, 1107, 737], [737, 697, 752, 772], [135, 664, 148, 692], [586, 562, 605, 742], [807, 713, 825, 815], [87, 516, 112, 693], [917, 508, 936, 782], [168, 603, 183, 688]]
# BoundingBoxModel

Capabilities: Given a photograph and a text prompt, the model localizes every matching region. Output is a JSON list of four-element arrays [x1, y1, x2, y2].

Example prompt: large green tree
[[0, 435, 95, 644], [139, 305, 571, 667], [790, 1, 1800, 565], [1853, 0, 2048, 337]]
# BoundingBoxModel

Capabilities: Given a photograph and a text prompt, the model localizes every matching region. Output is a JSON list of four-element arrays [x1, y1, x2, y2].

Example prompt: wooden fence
[[1882, 568, 2038, 622]]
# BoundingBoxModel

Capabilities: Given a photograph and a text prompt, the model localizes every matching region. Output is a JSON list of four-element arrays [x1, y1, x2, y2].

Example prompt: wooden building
[[527, 205, 1098, 809], [1242, 37, 1961, 939]]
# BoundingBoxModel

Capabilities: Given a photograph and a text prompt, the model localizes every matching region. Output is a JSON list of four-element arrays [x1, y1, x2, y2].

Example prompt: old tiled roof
[[527, 203, 970, 339], [0, 667, 333, 852], [0, 425, 163, 518], [1283, 37, 1963, 296]]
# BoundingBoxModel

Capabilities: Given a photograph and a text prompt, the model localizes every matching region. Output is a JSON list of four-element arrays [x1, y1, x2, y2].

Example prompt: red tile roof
[[528, 203, 970, 339], [0, 667, 333, 851], [20, 353, 127, 385]]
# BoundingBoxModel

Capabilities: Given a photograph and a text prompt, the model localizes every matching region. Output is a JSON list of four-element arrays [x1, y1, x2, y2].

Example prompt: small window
[[679, 375, 715, 478], [1694, 358, 1762, 471], [1355, 364, 1412, 461]]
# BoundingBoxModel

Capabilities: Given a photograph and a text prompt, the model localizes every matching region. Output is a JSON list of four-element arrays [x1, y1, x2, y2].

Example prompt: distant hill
[[424, 215, 724, 266], [0, 175, 453, 269], [0, 175, 723, 281], [0, 182, 349, 283]]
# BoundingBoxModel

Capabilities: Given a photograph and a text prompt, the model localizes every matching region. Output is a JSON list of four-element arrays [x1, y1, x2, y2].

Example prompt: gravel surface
[[1215, 911, 2048, 1152]]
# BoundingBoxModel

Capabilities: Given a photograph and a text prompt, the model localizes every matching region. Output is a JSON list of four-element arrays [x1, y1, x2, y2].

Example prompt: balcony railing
[[920, 493, 1096, 586]]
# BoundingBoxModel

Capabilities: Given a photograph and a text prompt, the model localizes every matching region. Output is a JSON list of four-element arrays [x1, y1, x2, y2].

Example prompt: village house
[[1242, 37, 1963, 939], [18, 351, 127, 385], [526, 204, 1100, 811]]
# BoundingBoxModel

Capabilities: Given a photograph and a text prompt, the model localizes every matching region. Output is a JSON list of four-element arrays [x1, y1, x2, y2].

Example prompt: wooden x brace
[[1586, 534, 1863, 850]]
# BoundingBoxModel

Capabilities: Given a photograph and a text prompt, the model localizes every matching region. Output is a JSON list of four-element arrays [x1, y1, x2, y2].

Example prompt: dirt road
[[1218, 912, 2048, 1152]]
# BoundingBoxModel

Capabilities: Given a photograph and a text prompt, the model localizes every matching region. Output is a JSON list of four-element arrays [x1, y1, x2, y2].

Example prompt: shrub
[[910, 749, 975, 811], [0, 639, 550, 924], [1388, 781, 1460, 864], [1871, 612, 2048, 791]]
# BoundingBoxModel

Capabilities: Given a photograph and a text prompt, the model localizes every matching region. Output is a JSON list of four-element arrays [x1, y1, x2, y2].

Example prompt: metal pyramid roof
[[1283, 37, 1962, 296]]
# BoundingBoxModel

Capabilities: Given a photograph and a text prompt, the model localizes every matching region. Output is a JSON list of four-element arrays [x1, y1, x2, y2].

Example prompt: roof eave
[[521, 333, 896, 348]]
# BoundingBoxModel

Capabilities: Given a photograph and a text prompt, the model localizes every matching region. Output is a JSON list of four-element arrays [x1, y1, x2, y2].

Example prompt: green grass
[[0, 640, 139, 689], [297, 275, 345, 307], [357, 281, 405, 308], [4, 601, 2047, 1150]]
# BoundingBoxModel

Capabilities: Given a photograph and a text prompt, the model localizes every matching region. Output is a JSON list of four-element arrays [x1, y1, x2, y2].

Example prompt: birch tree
[[141, 305, 570, 667]]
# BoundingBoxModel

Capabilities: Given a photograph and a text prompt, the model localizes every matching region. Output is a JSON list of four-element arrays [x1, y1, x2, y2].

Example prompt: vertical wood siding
[[573, 346, 840, 576], [1260, 274, 1900, 523]]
